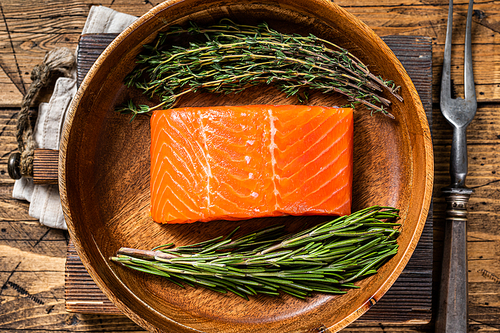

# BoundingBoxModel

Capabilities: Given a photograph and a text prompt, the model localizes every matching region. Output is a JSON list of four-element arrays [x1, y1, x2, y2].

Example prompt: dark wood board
[[65, 33, 433, 324]]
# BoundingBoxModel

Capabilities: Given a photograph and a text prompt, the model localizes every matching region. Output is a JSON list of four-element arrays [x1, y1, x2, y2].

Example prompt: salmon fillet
[[150, 105, 353, 224]]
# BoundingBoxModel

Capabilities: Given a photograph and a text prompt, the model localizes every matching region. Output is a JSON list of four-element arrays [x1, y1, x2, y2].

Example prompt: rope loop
[[15, 47, 76, 177]]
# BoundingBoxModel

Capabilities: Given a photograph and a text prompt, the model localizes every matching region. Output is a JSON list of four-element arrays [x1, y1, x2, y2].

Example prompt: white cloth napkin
[[12, 6, 137, 230]]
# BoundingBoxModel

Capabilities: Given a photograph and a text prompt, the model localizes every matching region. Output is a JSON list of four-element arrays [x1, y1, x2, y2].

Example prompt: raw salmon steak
[[150, 105, 353, 224]]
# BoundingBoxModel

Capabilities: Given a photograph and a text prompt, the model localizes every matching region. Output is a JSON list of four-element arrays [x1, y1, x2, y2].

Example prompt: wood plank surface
[[0, 1, 499, 108], [0, 0, 499, 332]]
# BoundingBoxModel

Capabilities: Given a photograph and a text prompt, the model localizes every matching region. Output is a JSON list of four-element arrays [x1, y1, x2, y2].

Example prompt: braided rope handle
[[9, 47, 76, 179]]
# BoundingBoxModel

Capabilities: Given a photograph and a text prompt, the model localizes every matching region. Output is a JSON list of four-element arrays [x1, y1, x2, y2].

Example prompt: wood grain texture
[[66, 242, 122, 315], [59, 1, 433, 332], [0, 0, 499, 332], [2, 1, 500, 108], [65, 33, 434, 325], [0, 0, 157, 107], [33, 149, 59, 185]]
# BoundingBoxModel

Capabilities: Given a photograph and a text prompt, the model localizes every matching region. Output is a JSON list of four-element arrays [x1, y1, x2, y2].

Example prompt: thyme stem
[[117, 19, 402, 119]]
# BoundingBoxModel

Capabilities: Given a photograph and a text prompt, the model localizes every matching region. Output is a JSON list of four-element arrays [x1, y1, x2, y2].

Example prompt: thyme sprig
[[111, 206, 400, 300], [118, 19, 402, 120]]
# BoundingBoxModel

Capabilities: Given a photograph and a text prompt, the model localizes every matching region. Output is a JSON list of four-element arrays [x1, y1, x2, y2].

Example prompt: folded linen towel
[[12, 6, 137, 230]]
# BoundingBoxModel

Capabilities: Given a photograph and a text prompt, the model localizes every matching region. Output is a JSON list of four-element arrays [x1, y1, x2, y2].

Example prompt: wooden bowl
[[60, 0, 433, 332]]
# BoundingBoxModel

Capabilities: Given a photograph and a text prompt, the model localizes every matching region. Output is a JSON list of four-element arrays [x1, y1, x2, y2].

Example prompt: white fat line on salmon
[[268, 108, 279, 210], [200, 112, 212, 211], [162, 113, 206, 183], [313, 181, 349, 208], [280, 113, 340, 170], [279, 143, 349, 200], [281, 129, 346, 184], [155, 168, 201, 215]]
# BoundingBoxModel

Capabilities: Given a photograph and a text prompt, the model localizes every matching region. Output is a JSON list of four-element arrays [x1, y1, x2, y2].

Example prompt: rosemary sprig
[[111, 206, 400, 300], [117, 19, 402, 120]]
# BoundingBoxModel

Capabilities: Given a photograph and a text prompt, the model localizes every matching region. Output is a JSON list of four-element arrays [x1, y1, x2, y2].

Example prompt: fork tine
[[440, 0, 454, 102], [464, 0, 476, 102]]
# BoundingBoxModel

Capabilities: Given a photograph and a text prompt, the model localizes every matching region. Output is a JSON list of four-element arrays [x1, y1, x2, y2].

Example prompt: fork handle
[[436, 187, 473, 333], [450, 126, 468, 188]]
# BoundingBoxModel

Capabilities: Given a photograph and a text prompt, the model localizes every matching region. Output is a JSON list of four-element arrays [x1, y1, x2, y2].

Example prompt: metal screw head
[[8, 152, 22, 180]]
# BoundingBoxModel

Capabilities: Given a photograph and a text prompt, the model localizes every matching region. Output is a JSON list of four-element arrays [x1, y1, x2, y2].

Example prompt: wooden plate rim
[[59, 0, 434, 332]]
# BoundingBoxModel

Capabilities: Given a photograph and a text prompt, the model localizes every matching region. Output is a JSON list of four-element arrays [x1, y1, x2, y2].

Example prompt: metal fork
[[436, 0, 477, 332]]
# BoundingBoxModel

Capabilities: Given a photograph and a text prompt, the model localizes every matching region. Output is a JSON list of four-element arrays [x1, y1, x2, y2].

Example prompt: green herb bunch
[[118, 19, 402, 120], [111, 206, 400, 300]]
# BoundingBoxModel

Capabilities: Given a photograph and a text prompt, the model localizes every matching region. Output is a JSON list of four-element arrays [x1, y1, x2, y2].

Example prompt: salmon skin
[[150, 105, 353, 224]]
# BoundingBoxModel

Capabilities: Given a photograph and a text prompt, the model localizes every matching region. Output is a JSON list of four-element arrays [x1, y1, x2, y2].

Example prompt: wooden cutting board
[[65, 33, 433, 324]]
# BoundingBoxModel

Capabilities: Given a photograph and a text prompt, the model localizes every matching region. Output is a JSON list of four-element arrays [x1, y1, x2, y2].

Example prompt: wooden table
[[0, 1, 498, 332]]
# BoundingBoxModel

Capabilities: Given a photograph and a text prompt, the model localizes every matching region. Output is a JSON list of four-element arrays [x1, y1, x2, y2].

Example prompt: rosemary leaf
[[111, 206, 400, 300]]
